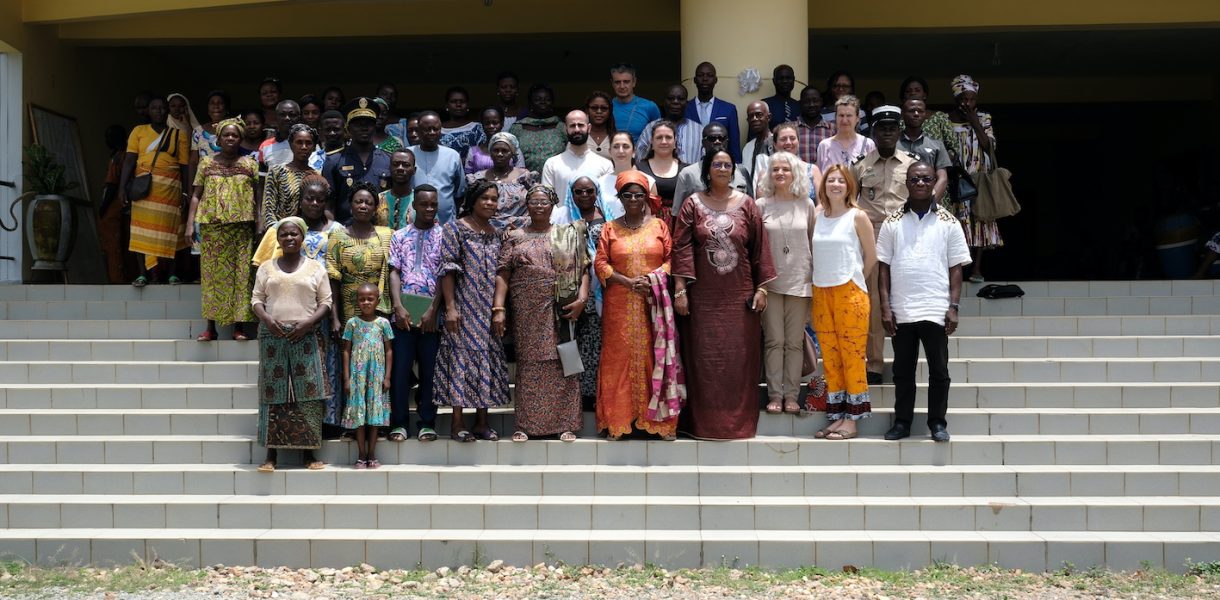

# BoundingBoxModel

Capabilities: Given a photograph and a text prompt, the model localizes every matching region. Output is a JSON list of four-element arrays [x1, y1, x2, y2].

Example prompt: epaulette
[[936, 205, 956, 222], [885, 209, 905, 223]]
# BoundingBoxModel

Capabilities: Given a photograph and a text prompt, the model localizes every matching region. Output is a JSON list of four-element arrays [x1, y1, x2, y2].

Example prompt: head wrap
[[215, 117, 245, 137], [165, 93, 202, 133], [951, 74, 980, 97], [275, 216, 308, 236], [615, 170, 660, 214], [558, 173, 610, 226], [526, 183, 560, 206], [488, 131, 520, 154]]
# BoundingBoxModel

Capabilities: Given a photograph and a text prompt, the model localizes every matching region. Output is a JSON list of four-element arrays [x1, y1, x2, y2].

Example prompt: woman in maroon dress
[[672, 150, 776, 440]]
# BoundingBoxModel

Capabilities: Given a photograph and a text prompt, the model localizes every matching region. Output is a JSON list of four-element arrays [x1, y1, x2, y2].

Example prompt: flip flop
[[232, 331, 250, 341], [306, 461, 325, 470], [559, 431, 576, 443], [452, 430, 475, 443], [814, 428, 831, 439], [257, 461, 275, 473], [167, 275, 182, 285], [131, 275, 149, 288], [512, 431, 529, 442], [783, 399, 801, 414], [196, 330, 217, 342], [475, 428, 499, 442], [825, 430, 858, 440], [765, 400, 783, 414]]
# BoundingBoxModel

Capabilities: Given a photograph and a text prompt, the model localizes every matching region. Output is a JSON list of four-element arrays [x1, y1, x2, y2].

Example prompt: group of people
[[99, 63, 991, 469]]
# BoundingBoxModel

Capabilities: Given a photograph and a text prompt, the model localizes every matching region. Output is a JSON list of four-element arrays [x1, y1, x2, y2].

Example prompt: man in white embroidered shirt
[[876, 161, 971, 442]]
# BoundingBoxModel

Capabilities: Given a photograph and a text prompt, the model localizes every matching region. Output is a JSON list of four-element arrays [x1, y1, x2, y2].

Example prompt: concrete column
[[679, 0, 809, 140]]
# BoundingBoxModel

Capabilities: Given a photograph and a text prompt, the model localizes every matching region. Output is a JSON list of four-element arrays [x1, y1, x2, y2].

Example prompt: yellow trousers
[[812, 281, 873, 420]]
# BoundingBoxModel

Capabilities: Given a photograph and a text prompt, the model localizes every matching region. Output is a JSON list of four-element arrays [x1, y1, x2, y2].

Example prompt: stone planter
[[25, 193, 76, 270]]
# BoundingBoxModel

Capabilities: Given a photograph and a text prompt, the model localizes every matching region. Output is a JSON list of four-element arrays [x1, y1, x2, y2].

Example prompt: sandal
[[306, 461, 325, 470], [661, 434, 677, 441], [354, 460, 368, 469], [232, 330, 250, 341], [559, 431, 577, 443], [512, 431, 529, 442], [257, 461, 275, 473], [814, 428, 831, 439], [417, 427, 438, 442], [367, 459, 381, 469], [196, 330, 217, 342], [388, 427, 408, 442], [167, 275, 182, 285], [765, 400, 783, 414], [475, 428, 499, 442], [452, 430, 475, 443], [825, 430, 858, 440], [783, 399, 801, 414], [131, 275, 149, 288]]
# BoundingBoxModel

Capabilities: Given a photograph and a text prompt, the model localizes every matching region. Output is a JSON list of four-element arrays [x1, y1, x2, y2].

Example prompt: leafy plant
[[22, 144, 78, 196]]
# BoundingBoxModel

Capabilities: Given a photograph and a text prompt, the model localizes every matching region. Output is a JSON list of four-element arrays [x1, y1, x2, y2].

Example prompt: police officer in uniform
[[850, 105, 918, 385], [322, 97, 392, 224]]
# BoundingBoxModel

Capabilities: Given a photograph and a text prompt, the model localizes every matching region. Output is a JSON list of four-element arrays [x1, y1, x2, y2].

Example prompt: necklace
[[619, 215, 646, 230], [770, 199, 799, 255], [487, 167, 513, 181]]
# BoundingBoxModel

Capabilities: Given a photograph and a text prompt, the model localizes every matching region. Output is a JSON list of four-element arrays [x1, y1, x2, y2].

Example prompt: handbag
[[947, 147, 977, 205], [556, 321, 584, 377], [801, 326, 820, 378], [126, 129, 167, 201], [802, 326, 828, 411], [972, 148, 1020, 223]]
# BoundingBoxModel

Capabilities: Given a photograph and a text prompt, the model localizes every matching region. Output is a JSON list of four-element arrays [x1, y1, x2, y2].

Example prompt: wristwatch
[[948, 303, 960, 311]]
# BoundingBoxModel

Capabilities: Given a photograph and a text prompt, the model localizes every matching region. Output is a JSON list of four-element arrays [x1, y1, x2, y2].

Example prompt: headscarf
[[166, 93, 202, 133], [526, 183, 560, 206], [215, 117, 245, 137], [559, 174, 610, 226], [275, 216, 308, 237], [951, 74, 980, 97], [488, 131, 520, 154], [616, 170, 660, 215]]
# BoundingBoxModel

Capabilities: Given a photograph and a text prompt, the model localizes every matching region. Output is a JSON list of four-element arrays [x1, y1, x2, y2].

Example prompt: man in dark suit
[[685, 62, 741, 163]]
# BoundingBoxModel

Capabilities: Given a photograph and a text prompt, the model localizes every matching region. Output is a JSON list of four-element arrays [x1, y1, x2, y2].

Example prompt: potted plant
[[21, 143, 81, 270]]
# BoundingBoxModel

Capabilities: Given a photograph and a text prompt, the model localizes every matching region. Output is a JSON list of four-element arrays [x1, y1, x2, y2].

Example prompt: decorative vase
[[25, 193, 76, 270]]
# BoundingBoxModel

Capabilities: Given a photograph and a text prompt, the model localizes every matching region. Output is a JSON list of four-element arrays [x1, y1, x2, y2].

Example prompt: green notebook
[[400, 293, 434, 328]]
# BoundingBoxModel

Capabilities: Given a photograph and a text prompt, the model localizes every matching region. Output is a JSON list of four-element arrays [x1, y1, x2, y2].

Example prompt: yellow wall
[[813, 0, 1220, 29]]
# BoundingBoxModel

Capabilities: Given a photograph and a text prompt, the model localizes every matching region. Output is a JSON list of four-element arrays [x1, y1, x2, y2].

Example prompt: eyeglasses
[[526, 199, 554, 207], [703, 134, 726, 142], [619, 192, 648, 200], [908, 175, 934, 184], [573, 188, 596, 196], [710, 161, 734, 170]]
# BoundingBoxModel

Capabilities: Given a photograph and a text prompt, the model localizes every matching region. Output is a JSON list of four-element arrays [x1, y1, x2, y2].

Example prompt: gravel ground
[[2, 562, 1219, 599]]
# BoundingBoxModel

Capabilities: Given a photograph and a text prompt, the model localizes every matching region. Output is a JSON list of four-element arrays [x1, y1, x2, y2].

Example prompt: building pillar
[[679, 0, 809, 142]]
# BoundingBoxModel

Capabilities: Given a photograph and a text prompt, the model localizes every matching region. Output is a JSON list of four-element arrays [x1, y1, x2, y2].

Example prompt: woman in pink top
[[816, 95, 876, 173]]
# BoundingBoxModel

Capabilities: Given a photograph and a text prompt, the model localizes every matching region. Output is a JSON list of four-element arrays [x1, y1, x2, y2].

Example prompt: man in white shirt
[[541, 109, 613, 209], [876, 161, 971, 442]]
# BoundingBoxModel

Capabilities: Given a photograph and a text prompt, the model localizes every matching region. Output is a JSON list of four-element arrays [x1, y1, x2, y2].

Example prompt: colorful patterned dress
[[440, 121, 485, 162], [672, 194, 777, 440], [498, 227, 587, 436], [325, 226, 393, 322], [262, 165, 315, 230], [433, 221, 511, 409], [594, 218, 674, 438], [950, 111, 1004, 249], [127, 125, 190, 268], [508, 117, 567, 173], [340, 316, 394, 428], [575, 218, 606, 399], [193, 154, 258, 325]]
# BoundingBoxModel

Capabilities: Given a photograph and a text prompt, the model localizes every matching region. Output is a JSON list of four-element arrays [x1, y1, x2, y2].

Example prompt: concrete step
[[956, 296, 1220, 317], [3, 494, 1216, 533], [6, 357, 1219, 384], [1, 335, 1215, 362], [0, 527, 1215, 571], [3, 434, 1218, 466], [0, 300, 202, 321], [964, 280, 1220, 298], [0, 340, 258, 362], [0, 319, 216, 340], [0, 284, 201, 302], [3, 407, 1217, 438], [5, 463, 1216, 497], [956, 315, 1220, 336], [3, 382, 1215, 411]]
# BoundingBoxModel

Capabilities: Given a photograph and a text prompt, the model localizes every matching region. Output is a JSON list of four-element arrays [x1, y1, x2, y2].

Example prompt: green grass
[[0, 559, 204, 597]]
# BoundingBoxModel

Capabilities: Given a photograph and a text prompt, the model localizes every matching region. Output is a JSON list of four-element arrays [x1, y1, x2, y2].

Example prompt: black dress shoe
[[866, 371, 884, 385], [930, 424, 950, 442], [884, 422, 910, 440]]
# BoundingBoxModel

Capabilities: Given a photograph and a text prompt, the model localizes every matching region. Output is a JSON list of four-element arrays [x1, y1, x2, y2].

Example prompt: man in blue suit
[[685, 62, 741, 163]]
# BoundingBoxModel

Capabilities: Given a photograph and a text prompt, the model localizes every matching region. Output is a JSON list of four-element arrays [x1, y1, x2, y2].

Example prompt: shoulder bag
[[972, 147, 1021, 223], [126, 129, 168, 201]]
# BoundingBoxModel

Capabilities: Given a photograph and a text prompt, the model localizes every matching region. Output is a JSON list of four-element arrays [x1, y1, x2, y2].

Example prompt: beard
[[567, 132, 588, 146]]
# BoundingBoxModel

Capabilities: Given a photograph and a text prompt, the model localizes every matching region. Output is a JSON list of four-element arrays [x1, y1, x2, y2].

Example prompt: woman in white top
[[756, 152, 816, 414], [816, 95, 876, 173], [754, 123, 823, 201], [598, 131, 654, 217], [810, 164, 877, 439]]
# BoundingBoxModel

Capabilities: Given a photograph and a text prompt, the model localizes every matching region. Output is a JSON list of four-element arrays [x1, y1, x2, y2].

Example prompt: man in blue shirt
[[408, 111, 465, 224], [610, 63, 661, 144], [321, 97, 391, 224]]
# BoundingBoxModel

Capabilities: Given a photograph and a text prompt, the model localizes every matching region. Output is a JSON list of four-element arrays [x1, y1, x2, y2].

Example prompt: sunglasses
[[619, 192, 648, 200], [703, 134, 727, 142], [573, 188, 597, 196], [908, 175, 934, 184], [526, 199, 554, 207]]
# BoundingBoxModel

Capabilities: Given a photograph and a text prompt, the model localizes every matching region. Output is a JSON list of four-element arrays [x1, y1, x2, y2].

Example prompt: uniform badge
[[345, 177, 353, 187]]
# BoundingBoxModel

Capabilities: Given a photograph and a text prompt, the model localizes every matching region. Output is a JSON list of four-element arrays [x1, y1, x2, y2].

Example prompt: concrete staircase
[[0, 281, 1218, 572]]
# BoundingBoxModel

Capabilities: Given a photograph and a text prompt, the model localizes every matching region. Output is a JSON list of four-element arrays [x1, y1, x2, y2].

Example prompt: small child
[[341, 283, 394, 469]]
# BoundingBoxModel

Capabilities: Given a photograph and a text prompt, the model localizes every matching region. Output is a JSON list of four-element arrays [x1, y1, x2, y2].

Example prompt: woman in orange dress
[[594, 171, 677, 440]]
